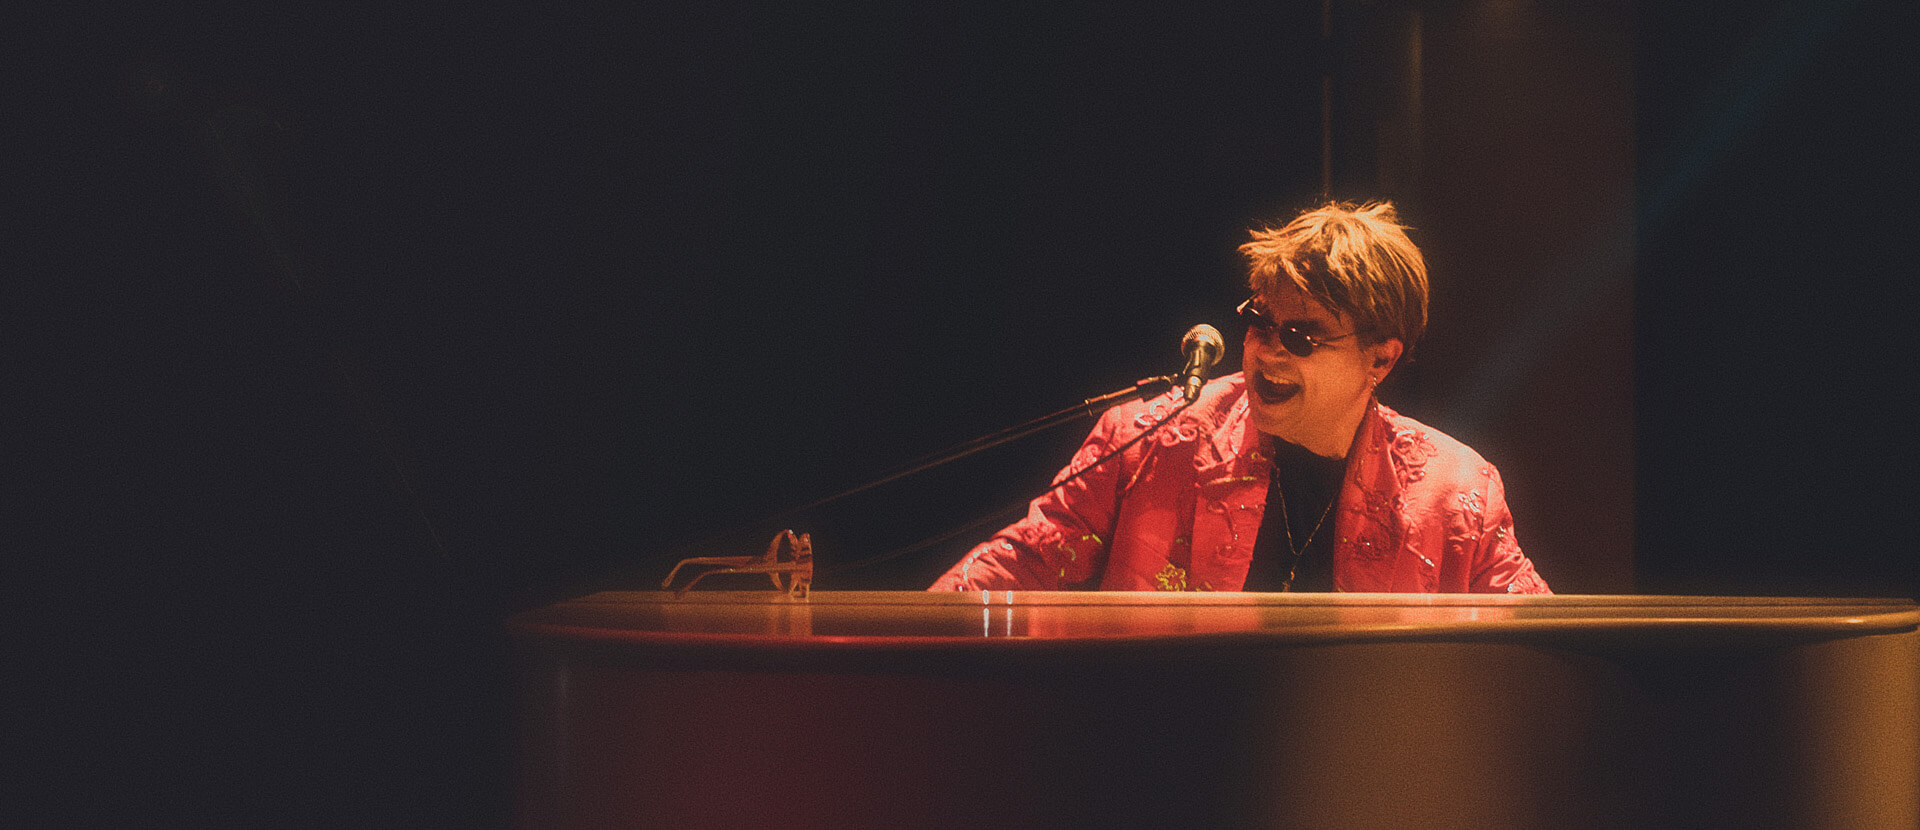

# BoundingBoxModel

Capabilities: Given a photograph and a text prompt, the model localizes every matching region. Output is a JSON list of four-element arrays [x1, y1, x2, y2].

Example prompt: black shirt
[[1243, 438, 1347, 592]]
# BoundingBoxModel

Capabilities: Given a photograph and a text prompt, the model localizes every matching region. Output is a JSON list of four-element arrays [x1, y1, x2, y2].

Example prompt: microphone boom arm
[[657, 374, 1177, 583], [779, 374, 1177, 518]]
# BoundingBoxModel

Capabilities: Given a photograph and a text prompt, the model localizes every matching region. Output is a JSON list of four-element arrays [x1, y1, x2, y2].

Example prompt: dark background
[[15, 0, 1914, 826]]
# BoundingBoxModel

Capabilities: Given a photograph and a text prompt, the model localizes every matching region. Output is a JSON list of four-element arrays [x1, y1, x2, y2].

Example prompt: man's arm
[[1469, 467, 1551, 594], [929, 407, 1137, 591]]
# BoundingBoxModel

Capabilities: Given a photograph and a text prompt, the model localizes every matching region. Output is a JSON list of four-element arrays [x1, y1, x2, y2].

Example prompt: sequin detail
[[1507, 566, 1550, 594], [1457, 489, 1486, 542], [1153, 563, 1213, 592], [1132, 394, 1200, 446]]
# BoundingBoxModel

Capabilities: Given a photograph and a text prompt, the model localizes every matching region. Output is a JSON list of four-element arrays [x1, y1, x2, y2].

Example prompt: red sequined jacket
[[930, 373, 1550, 593]]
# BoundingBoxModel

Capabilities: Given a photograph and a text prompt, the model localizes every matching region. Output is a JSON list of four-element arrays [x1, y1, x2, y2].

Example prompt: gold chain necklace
[[1274, 475, 1336, 591]]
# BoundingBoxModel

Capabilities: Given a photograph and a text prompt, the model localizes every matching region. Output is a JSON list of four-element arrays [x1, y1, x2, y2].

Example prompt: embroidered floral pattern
[[1457, 489, 1485, 525], [1152, 563, 1212, 592], [1391, 428, 1437, 483], [1160, 422, 1199, 446], [1131, 393, 1201, 447], [1225, 399, 1251, 457], [1061, 432, 1120, 481], [1152, 563, 1187, 591], [1133, 395, 1177, 430], [1352, 481, 1396, 525], [1344, 530, 1393, 562], [1442, 489, 1488, 551]]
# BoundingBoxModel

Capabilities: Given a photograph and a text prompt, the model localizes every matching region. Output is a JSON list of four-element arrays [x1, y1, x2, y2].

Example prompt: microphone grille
[[1182, 324, 1225, 365]]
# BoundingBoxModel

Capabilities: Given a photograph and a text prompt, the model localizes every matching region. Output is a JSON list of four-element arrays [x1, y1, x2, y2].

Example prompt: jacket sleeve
[[1469, 467, 1551, 594], [929, 406, 1135, 591]]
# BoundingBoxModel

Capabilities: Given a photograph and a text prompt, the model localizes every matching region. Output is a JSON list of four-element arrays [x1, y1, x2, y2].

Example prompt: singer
[[932, 202, 1549, 593]]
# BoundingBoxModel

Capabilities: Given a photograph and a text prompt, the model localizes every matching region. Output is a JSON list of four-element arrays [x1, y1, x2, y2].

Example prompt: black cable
[[656, 376, 1175, 568], [818, 392, 1199, 577]]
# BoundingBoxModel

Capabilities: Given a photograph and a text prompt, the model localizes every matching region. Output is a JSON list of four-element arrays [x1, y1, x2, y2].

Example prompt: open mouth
[[1249, 373, 1300, 404]]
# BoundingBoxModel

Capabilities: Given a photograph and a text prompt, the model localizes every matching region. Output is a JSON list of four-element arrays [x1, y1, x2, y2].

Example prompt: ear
[[1365, 338, 1404, 383]]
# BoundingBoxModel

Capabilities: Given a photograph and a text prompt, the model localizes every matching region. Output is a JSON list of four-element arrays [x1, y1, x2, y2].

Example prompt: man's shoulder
[[1099, 373, 1248, 434], [1371, 403, 1498, 483]]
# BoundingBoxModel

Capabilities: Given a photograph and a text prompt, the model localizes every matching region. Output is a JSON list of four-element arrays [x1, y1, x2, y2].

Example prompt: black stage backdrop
[[1635, 0, 1919, 598], [15, 1, 1915, 826]]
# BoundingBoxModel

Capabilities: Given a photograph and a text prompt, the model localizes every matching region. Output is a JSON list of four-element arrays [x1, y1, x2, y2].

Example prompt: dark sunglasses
[[1236, 297, 1355, 358]]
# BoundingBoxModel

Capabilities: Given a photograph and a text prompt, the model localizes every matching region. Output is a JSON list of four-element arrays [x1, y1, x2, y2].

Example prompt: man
[[931, 201, 1549, 593]]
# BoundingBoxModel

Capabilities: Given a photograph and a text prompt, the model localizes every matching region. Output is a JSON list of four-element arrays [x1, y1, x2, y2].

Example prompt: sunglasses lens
[[1277, 329, 1313, 358], [1239, 301, 1315, 357]]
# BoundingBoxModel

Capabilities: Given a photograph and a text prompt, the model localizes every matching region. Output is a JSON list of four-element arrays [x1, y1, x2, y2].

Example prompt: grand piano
[[509, 591, 1919, 829]]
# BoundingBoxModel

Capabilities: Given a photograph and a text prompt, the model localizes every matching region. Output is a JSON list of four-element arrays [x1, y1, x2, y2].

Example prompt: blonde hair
[[1239, 201, 1428, 348]]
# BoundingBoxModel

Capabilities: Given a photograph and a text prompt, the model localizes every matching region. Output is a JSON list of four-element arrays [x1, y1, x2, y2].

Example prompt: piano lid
[[509, 591, 1920, 651]]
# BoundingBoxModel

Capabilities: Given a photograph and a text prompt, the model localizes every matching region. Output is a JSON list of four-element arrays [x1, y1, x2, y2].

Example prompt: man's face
[[1240, 282, 1401, 457]]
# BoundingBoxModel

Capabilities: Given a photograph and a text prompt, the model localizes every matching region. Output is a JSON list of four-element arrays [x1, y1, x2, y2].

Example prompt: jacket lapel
[[1187, 393, 1269, 591], [1331, 405, 1405, 592]]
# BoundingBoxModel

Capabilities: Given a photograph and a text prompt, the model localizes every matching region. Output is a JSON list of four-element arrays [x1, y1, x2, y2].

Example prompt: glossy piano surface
[[513, 590, 1920, 645], [510, 592, 1920, 830]]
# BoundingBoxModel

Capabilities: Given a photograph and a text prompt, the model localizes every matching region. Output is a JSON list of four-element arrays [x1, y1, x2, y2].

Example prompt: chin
[[1247, 410, 1298, 442]]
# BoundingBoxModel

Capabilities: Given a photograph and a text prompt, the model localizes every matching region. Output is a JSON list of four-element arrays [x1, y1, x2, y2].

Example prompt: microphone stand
[[660, 374, 1180, 591]]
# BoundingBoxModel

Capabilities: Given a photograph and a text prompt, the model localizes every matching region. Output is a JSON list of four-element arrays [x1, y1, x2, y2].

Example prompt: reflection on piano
[[511, 591, 1919, 829]]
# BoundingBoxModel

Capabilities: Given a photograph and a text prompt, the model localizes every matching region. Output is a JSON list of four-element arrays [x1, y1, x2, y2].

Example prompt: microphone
[[1178, 324, 1225, 402]]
